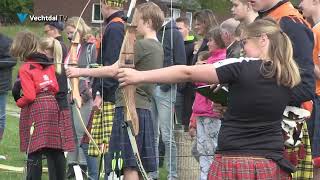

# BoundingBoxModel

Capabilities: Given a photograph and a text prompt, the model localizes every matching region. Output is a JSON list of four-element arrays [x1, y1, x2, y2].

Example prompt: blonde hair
[[66, 17, 92, 42], [39, 37, 63, 74], [137, 2, 165, 31], [244, 18, 301, 88], [10, 31, 38, 61]]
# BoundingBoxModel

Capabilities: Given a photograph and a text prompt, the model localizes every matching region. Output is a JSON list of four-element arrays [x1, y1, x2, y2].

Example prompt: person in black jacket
[[0, 33, 16, 144], [90, 1, 125, 179], [176, 17, 196, 129], [91, 3, 124, 108], [176, 17, 195, 67]]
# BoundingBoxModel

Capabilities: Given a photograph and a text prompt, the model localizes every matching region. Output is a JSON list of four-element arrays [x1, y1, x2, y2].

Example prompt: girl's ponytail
[[39, 37, 63, 74], [245, 18, 301, 88]]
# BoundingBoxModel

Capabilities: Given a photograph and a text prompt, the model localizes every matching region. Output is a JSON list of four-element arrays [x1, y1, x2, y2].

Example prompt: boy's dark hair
[[137, 2, 165, 31], [206, 27, 226, 49], [176, 17, 190, 27]]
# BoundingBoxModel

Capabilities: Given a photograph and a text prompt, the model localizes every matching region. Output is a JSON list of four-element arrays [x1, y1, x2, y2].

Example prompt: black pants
[[26, 148, 66, 180]]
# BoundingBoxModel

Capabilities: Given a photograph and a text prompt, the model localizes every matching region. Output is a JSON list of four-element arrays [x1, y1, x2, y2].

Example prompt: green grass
[[160, 167, 168, 180], [0, 115, 24, 167], [0, 23, 45, 39]]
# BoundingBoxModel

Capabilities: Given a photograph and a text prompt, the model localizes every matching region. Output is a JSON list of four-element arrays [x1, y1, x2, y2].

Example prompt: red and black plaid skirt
[[58, 108, 76, 152], [20, 93, 74, 153], [208, 154, 292, 180]]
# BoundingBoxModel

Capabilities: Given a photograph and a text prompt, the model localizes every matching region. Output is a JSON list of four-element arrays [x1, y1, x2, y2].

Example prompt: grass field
[[0, 23, 45, 39]]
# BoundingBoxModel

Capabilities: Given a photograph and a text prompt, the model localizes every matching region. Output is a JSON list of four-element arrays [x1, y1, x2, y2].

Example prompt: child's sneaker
[[0, 155, 6, 160]]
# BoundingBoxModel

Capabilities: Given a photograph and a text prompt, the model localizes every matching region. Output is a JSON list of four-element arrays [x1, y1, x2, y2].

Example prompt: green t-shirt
[[116, 38, 164, 109]]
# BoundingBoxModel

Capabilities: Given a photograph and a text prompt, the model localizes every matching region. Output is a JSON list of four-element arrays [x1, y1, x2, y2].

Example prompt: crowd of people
[[1, 0, 320, 179]]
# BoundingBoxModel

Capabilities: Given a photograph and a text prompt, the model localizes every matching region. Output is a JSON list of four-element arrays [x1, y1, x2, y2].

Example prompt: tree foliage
[[198, 0, 231, 15], [0, 0, 33, 24], [178, 0, 231, 20]]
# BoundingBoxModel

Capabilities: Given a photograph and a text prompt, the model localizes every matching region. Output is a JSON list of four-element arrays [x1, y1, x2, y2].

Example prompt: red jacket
[[17, 54, 59, 108]]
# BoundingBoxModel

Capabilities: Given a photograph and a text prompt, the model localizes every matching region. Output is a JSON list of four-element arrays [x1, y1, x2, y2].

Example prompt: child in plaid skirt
[[11, 32, 73, 180]]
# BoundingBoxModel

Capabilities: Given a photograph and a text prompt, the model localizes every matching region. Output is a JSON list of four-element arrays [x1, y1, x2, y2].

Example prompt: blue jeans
[[0, 92, 8, 139], [174, 91, 184, 128], [150, 85, 178, 179], [81, 143, 98, 180]]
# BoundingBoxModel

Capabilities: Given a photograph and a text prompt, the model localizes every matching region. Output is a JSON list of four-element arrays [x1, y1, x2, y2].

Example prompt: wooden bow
[[118, 11, 139, 136], [118, 0, 149, 179], [68, 32, 82, 107]]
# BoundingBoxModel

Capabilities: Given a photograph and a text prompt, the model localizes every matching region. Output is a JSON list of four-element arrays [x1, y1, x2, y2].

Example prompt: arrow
[[17, 13, 28, 23]]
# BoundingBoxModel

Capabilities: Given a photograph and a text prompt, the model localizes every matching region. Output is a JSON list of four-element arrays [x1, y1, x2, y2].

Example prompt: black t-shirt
[[214, 58, 291, 156]]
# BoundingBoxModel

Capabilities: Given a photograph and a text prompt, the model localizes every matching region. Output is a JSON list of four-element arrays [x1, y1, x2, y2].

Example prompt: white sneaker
[[0, 155, 6, 160]]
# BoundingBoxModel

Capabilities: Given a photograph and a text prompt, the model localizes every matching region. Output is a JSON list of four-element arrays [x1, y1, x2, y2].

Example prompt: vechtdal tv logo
[[17, 13, 28, 23], [17, 0, 29, 23]]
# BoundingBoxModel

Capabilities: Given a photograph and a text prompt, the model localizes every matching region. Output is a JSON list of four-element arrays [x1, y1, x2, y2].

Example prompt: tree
[[198, 0, 231, 16], [179, 0, 201, 11], [0, 0, 33, 24]]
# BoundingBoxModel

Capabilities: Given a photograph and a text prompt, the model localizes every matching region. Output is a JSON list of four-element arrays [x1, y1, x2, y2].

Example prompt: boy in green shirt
[[66, 2, 164, 179]]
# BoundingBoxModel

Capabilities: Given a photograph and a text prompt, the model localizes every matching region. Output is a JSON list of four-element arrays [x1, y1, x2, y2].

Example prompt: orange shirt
[[268, 2, 311, 28], [313, 22, 320, 96]]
